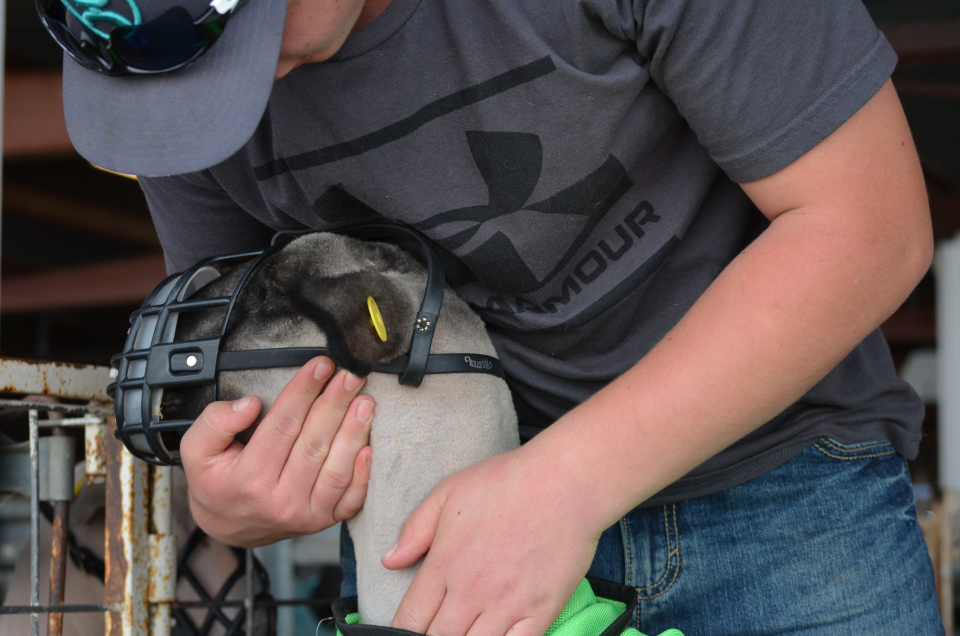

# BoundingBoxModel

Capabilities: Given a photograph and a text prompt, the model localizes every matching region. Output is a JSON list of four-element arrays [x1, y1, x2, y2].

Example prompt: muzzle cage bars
[[109, 223, 504, 466]]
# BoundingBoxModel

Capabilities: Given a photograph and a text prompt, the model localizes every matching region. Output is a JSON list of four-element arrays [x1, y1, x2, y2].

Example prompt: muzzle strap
[[216, 348, 504, 379]]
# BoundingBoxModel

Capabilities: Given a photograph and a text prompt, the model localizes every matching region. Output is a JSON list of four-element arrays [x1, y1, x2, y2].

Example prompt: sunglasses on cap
[[35, 0, 244, 75]]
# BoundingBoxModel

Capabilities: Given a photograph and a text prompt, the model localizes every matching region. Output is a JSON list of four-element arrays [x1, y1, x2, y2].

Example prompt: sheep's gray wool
[[163, 233, 520, 626]]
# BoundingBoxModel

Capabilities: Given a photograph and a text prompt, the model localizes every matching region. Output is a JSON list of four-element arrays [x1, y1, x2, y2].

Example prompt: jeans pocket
[[811, 437, 897, 461]]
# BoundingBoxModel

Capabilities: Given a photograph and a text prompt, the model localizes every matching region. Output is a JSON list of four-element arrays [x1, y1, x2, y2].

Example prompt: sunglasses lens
[[34, 0, 102, 70], [109, 6, 212, 72]]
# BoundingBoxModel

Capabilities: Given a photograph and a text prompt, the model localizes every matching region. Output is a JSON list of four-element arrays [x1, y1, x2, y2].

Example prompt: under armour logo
[[416, 131, 635, 295]]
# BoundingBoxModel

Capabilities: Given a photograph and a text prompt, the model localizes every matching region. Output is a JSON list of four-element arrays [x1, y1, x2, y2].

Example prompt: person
[[45, 0, 944, 632]]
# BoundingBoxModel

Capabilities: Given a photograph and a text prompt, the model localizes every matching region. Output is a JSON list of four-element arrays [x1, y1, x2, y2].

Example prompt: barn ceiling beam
[[2, 183, 160, 247], [894, 79, 960, 101], [881, 18, 960, 65], [930, 185, 960, 240], [3, 70, 72, 156], [0, 253, 167, 313]]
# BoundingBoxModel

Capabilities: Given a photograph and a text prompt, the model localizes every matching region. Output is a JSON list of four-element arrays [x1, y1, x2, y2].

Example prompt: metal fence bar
[[105, 420, 124, 636], [149, 466, 175, 636], [937, 235, 960, 636], [0, 399, 104, 414], [3, 599, 329, 614], [3, 361, 341, 636], [86, 421, 107, 484], [39, 416, 104, 428], [0, 362, 126, 635], [0, 358, 113, 401], [121, 438, 149, 636], [29, 408, 40, 636], [0, 604, 121, 614], [175, 598, 335, 609], [48, 426, 71, 636], [245, 549, 254, 636], [105, 426, 151, 636], [942, 492, 959, 636]]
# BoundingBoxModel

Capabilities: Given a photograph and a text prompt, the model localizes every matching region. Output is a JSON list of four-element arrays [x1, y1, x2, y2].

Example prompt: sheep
[[161, 231, 520, 627]]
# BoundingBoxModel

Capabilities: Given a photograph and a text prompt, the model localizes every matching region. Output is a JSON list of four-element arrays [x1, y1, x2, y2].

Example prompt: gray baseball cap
[[60, 0, 287, 176]]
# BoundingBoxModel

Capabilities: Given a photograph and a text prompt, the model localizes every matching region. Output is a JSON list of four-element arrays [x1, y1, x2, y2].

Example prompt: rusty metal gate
[[0, 358, 317, 636]]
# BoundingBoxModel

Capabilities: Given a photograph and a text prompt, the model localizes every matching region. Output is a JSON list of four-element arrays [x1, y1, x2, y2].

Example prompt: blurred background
[[0, 0, 958, 634]]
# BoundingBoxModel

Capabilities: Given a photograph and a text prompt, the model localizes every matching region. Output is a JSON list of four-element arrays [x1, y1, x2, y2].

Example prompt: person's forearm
[[520, 81, 932, 533], [523, 204, 927, 531]]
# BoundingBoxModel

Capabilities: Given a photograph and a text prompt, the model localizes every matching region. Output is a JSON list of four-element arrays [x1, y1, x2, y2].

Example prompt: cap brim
[[63, 0, 286, 177]]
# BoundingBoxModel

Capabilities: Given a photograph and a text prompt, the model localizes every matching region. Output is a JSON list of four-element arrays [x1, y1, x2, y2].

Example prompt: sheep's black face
[[158, 233, 422, 426]]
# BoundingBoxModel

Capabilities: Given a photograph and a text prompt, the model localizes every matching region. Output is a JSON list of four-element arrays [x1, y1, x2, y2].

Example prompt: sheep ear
[[283, 270, 416, 377]]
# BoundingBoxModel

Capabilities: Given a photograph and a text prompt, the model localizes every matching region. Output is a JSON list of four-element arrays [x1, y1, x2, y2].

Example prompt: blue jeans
[[340, 438, 943, 635]]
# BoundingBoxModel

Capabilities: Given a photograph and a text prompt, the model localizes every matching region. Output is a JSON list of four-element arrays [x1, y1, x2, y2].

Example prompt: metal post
[[29, 410, 40, 636], [104, 422, 149, 636], [122, 443, 149, 636], [106, 420, 124, 636], [938, 234, 960, 636], [274, 539, 295, 636], [149, 466, 175, 636], [0, 0, 6, 326], [85, 421, 108, 484], [943, 497, 959, 636], [940, 235, 960, 502], [245, 549, 254, 636], [48, 427, 73, 636]]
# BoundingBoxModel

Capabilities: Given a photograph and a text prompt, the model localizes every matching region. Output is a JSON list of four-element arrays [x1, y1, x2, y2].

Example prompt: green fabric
[[544, 580, 682, 636], [545, 579, 624, 636], [338, 580, 683, 636], [624, 630, 683, 636]]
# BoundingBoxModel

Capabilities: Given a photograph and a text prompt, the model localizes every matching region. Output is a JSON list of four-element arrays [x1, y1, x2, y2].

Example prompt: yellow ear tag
[[367, 296, 388, 342]]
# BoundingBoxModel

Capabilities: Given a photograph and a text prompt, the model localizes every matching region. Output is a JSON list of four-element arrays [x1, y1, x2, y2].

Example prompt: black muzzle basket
[[107, 224, 504, 466]]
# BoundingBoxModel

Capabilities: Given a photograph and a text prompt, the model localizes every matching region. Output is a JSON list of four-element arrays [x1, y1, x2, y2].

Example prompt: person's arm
[[140, 173, 376, 547], [381, 79, 931, 636]]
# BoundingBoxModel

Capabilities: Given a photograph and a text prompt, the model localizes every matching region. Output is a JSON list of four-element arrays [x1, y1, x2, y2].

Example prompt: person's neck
[[351, 0, 393, 33]]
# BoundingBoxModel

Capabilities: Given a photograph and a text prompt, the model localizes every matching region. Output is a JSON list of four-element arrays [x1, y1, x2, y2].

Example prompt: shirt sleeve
[[600, 0, 897, 182], [139, 171, 275, 273]]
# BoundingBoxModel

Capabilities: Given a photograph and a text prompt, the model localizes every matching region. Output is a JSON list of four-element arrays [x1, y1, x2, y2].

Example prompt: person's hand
[[381, 448, 602, 636], [181, 357, 375, 547]]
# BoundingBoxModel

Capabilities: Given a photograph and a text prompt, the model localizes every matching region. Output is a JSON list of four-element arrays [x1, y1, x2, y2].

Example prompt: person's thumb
[[381, 482, 450, 569], [180, 396, 262, 471]]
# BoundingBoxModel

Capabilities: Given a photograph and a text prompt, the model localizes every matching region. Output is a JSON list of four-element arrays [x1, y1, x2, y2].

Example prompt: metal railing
[[0, 357, 332, 636], [0, 358, 118, 636]]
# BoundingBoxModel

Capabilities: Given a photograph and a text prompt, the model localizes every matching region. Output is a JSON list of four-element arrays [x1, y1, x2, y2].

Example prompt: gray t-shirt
[[140, 0, 923, 505]]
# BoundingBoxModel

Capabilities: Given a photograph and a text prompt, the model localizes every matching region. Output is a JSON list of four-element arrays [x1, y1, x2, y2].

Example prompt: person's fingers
[[391, 567, 447, 634], [308, 394, 373, 510], [280, 369, 368, 488], [330, 445, 372, 521], [381, 482, 449, 570], [181, 397, 261, 540], [460, 596, 557, 636], [426, 600, 480, 636], [505, 617, 550, 636], [181, 396, 263, 473], [239, 358, 336, 477], [464, 611, 515, 636]]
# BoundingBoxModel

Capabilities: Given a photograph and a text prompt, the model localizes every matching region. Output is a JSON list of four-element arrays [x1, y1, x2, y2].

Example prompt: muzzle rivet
[[186, 355, 198, 368]]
